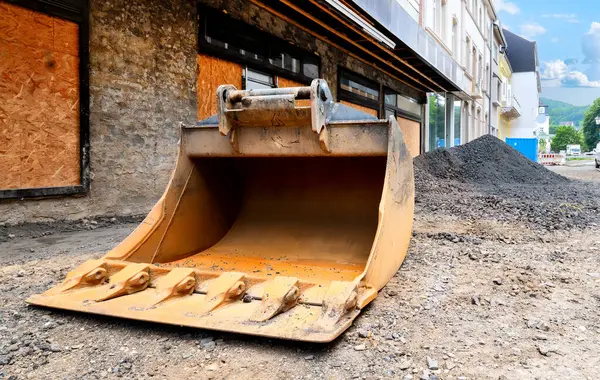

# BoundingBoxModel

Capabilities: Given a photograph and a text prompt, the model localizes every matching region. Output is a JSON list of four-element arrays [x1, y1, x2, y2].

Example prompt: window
[[478, 54, 483, 89], [428, 94, 446, 149], [433, 0, 441, 35], [0, 0, 90, 199], [244, 68, 276, 90], [465, 36, 471, 71], [384, 89, 422, 119], [338, 69, 380, 111], [441, 0, 447, 39], [484, 65, 489, 92], [199, 7, 320, 84], [472, 47, 477, 79], [453, 100, 462, 146], [452, 18, 459, 57], [493, 42, 499, 61]]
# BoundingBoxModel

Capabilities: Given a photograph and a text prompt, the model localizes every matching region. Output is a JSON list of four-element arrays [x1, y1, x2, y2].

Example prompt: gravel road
[[1, 139, 599, 380]]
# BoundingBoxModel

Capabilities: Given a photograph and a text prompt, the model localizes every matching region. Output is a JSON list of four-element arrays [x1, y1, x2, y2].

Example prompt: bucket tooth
[[250, 276, 300, 322], [314, 281, 360, 331], [199, 272, 246, 313], [146, 268, 196, 306], [94, 263, 151, 302], [44, 259, 108, 296]]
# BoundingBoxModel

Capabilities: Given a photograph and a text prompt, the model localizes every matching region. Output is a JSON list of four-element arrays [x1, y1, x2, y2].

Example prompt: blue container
[[505, 138, 538, 162]]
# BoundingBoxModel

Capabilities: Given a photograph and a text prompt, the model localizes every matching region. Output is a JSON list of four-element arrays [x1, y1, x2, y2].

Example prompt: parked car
[[596, 143, 600, 168]]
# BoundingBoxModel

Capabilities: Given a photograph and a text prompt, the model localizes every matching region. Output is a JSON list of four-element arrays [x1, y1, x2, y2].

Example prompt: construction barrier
[[538, 153, 565, 166]]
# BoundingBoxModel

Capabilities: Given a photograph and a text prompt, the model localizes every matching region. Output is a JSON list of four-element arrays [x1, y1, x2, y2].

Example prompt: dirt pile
[[413, 134, 567, 188], [413, 135, 599, 232]]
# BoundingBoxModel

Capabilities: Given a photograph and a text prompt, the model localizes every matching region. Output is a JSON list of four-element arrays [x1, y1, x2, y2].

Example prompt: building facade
[[0, 0, 463, 224], [503, 28, 542, 138], [497, 53, 520, 140], [414, 0, 505, 151]]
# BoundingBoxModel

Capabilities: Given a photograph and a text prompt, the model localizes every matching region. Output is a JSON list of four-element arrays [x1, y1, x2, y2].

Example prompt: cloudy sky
[[494, 0, 600, 105]]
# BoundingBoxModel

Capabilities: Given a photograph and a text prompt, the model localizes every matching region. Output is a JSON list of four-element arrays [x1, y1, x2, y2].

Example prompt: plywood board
[[340, 100, 378, 117], [197, 53, 242, 120], [0, 1, 80, 190], [277, 77, 310, 107], [0, 118, 22, 189], [396, 117, 421, 158]]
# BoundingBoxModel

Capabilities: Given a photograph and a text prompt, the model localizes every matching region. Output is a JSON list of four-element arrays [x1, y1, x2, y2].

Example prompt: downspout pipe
[[488, 20, 494, 135]]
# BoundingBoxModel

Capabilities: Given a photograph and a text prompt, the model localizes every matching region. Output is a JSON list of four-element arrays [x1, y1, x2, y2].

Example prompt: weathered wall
[[1, 0, 421, 225], [198, 0, 422, 102], [0, 0, 197, 224]]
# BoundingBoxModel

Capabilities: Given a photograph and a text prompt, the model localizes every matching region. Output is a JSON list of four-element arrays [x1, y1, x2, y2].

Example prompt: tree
[[549, 124, 558, 135], [538, 138, 547, 152], [582, 97, 600, 152], [550, 125, 583, 152]]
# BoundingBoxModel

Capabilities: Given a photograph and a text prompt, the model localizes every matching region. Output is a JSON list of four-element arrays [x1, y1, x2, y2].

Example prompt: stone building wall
[[1, 0, 420, 225], [0, 0, 198, 224]]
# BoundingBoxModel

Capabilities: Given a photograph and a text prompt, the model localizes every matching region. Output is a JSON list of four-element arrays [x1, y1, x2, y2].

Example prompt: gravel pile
[[413, 134, 567, 188], [413, 135, 600, 232]]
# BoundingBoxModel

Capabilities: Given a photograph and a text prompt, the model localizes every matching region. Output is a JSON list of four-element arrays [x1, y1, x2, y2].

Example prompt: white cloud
[[541, 13, 579, 24], [542, 14, 577, 19], [551, 38, 559, 43], [562, 71, 600, 87], [540, 59, 600, 87], [493, 0, 520, 15], [541, 60, 568, 80], [582, 22, 600, 64], [519, 22, 547, 39]]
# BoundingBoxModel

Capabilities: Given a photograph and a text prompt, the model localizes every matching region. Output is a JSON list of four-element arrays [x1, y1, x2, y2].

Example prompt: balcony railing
[[501, 96, 521, 120], [471, 81, 483, 99]]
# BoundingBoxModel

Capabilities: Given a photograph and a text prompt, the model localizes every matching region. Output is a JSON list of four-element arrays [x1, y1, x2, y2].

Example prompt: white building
[[503, 29, 542, 138], [418, 0, 504, 151]]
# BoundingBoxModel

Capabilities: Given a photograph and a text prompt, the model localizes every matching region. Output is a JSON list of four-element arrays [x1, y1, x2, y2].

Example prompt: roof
[[503, 29, 538, 73]]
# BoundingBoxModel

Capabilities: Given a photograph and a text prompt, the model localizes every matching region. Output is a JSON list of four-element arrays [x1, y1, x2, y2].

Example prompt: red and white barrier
[[538, 153, 565, 166]]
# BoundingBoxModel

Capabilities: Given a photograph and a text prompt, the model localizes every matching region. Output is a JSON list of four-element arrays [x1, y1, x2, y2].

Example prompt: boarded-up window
[[197, 53, 242, 120], [338, 70, 380, 118], [396, 117, 421, 158], [0, 2, 81, 190]]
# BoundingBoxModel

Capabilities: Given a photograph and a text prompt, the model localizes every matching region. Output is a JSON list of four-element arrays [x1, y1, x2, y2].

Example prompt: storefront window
[[453, 100, 462, 146], [428, 94, 446, 150]]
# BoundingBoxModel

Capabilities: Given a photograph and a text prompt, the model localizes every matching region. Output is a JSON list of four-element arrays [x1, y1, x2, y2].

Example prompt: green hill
[[540, 97, 589, 127]]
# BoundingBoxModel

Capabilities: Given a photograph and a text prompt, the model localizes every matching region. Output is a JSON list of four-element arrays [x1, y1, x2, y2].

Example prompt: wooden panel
[[0, 2, 80, 189], [0, 2, 54, 50], [197, 53, 242, 120], [340, 100, 378, 117], [277, 77, 310, 107], [0, 118, 22, 189], [396, 117, 420, 158]]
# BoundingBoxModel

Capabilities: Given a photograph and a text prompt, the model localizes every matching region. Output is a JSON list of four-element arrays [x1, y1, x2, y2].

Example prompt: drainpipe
[[488, 20, 494, 135]]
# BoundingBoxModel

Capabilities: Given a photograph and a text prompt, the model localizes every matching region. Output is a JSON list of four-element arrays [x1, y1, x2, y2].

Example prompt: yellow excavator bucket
[[27, 79, 414, 342]]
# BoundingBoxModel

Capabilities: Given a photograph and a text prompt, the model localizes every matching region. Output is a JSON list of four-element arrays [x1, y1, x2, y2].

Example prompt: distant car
[[596, 143, 600, 169], [584, 151, 594, 156]]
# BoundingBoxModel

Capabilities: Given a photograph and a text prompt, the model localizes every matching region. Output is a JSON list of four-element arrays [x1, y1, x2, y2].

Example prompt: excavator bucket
[[27, 79, 414, 342]]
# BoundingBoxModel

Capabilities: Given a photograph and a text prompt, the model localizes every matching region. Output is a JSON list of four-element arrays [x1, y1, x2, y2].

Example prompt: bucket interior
[[154, 156, 387, 283]]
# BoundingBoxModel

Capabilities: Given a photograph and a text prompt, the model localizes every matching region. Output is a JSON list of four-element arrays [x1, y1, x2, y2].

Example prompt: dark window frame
[[383, 87, 424, 123], [0, 0, 90, 200], [243, 67, 277, 90], [198, 6, 321, 86], [337, 68, 380, 114]]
